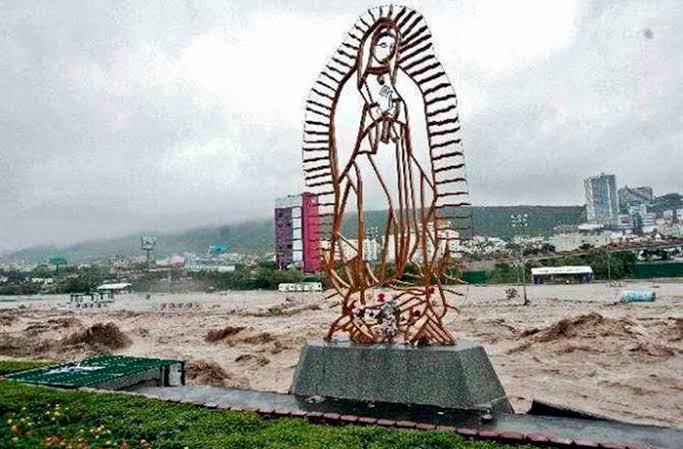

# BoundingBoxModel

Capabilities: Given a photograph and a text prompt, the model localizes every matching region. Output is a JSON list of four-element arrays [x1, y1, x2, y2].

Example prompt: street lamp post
[[510, 213, 529, 305]]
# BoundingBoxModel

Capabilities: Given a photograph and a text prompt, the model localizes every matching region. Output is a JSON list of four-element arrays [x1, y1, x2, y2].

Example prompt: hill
[[649, 193, 683, 216], [2, 205, 585, 264]]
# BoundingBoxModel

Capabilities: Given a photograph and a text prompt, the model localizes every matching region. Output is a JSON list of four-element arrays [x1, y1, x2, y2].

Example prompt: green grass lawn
[[0, 377, 529, 449], [0, 360, 55, 376]]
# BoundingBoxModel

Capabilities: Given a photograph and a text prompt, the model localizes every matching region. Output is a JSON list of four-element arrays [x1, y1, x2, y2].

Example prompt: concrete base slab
[[290, 339, 512, 413]]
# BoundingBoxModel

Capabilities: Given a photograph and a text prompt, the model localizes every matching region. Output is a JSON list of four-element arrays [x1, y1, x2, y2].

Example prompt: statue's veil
[[355, 18, 400, 89], [302, 5, 471, 267]]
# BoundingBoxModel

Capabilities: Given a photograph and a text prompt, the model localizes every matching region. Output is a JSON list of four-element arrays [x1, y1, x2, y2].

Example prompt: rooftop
[[6, 355, 181, 388]]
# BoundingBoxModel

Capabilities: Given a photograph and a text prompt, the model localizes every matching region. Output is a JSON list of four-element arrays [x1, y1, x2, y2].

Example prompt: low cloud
[[1, 0, 681, 251]]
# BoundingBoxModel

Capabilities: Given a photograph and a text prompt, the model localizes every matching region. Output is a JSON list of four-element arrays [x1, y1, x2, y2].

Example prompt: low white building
[[156, 255, 186, 268], [30, 277, 54, 285], [278, 282, 323, 292], [96, 282, 132, 293], [184, 257, 235, 273]]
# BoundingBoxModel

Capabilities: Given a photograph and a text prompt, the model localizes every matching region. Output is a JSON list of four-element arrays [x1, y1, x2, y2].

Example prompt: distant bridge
[[464, 238, 683, 272]]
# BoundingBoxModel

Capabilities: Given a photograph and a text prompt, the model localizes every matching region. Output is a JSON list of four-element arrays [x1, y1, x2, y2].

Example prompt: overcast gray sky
[[1, 0, 681, 252]]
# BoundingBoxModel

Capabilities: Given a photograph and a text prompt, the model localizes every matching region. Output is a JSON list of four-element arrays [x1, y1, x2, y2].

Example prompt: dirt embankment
[[510, 312, 680, 359], [0, 321, 131, 359], [185, 359, 249, 388], [63, 322, 132, 351], [205, 326, 277, 346]]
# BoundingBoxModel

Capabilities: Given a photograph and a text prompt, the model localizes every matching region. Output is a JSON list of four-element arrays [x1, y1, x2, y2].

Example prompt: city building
[[325, 224, 462, 265], [155, 255, 185, 268], [274, 195, 300, 268], [363, 238, 380, 262], [642, 212, 656, 227], [663, 210, 675, 224], [426, 227, 463, 260], [384, 223, 462, 263], [618, 185, 653, 209], [616, 214, 633, 231], [274, 192, 321, 272], [553, 224, 579, 234], [467, 236, 507, 255], [301, 192, 321, 272], [585, 173, 618, 225], [321, 238, 377, 262], [546, 232, 610, 252], [669, 224, 683, 237], [640, 212, 657, 234], [184, 256, 235, 272]]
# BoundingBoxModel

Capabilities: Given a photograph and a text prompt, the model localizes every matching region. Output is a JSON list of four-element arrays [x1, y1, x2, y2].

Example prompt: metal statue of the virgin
[[302, 5, 471, 345]]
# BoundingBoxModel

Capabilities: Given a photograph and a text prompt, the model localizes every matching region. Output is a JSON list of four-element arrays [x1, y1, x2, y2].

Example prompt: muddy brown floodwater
[[1, 282, 681, 427]]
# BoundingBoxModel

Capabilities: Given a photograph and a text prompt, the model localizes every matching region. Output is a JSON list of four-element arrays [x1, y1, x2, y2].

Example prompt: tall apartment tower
[[584, 173, 618, 225], [274, 192, 321, 272]]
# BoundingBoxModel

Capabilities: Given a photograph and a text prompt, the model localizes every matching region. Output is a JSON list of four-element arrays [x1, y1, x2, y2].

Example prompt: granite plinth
[[290, 339, 512, 413]]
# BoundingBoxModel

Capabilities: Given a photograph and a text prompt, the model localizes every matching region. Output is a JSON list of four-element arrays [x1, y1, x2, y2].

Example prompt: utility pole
[[510, 213, 529, 305]]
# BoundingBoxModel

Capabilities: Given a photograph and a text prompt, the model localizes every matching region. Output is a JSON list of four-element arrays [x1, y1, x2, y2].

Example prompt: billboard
[[140, 236, 157, 251]]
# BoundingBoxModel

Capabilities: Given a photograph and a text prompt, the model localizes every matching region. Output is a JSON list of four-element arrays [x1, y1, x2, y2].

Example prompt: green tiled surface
[[6, 355, 181, 388]]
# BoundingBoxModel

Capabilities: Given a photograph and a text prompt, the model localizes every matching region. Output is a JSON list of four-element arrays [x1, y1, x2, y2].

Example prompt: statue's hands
[[368, 103, 384, 122], [379, 85, 392, 97], [379, 86, 394, 112]]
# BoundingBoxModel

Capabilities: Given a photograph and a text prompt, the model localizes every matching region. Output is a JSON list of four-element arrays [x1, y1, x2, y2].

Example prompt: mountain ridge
[[2, 205, 585, 264]]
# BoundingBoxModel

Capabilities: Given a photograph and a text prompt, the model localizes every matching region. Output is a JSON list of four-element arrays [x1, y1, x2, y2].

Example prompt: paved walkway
[[132, 385, 682, 449]]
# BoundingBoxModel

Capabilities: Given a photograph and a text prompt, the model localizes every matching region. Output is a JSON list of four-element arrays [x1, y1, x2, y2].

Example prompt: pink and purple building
[[274, 192, 321, 272]]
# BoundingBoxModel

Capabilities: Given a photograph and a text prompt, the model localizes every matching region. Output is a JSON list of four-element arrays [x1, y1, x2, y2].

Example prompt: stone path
[[131, 385, 682, 449]]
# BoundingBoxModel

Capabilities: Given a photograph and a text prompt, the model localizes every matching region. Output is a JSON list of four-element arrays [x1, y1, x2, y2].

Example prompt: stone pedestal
[[291, 339, 512, 413]]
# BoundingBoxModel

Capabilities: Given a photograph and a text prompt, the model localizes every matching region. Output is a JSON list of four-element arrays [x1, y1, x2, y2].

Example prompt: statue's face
[[373, 34, 396, 65]]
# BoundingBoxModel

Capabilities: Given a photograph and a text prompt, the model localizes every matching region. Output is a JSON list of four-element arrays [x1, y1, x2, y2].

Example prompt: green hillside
[[3, 219, 274, 264], [341, 205, 584, 239], [2, 205, 585, 264], [470, 205, 585, 238], [649, 193, 683, 215]]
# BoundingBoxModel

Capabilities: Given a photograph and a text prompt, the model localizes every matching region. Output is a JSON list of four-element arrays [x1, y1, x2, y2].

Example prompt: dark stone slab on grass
[[290, 339, 512, 414]]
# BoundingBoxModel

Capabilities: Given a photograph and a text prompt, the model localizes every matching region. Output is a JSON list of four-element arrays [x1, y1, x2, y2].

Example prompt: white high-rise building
[[585, 173, 618, 225], [362, 238, 380, 262]]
